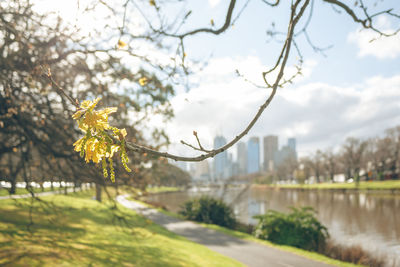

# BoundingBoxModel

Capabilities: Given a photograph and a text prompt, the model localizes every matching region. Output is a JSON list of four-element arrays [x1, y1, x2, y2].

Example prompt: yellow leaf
[[117, 40, 127, 49], [73, 137, 84, 152], [99, 107, 118, 115], [72, 109, 85, 120], [106, 145, 120, 158], [120, 128, 127, 138], [80, 98, 100, 110]]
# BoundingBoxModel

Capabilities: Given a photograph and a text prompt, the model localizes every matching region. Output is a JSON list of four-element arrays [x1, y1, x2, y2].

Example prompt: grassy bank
[[261, 180, 400, 191], [202, 224, 363, 267], [0, 187, 72, 197], [0, 190, 242, 267], [146, 186, 182, 194], [138, 199, 362, 267]]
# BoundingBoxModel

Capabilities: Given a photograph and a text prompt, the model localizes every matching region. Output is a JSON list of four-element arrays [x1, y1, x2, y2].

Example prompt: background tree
[[322, 149, 338, 183], [0, 0, 174, 198], [340, 137, 367, 185], [385, 126, 400, 179], [310, 150, 324, 183], [299, 156, 313, 184]]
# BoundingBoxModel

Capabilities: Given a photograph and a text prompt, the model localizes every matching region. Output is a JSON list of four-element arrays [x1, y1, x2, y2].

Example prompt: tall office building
[[193, 160, 211, 182], [213, 135, 228, 180], [288, 137, 297, 160], [247, 137, 260, 174], [274, 138, 297, 167], [237, 142, 247, 175], [263, 135, 278, 172]]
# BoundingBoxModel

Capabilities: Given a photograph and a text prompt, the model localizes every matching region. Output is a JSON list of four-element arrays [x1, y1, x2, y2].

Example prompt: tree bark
[[95, 183, 102, 202], [9, 180, 16, 194]]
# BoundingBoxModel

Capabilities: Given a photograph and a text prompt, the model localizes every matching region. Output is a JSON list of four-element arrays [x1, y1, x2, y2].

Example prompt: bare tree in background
[[311, 150, 324, 183], [385, 126, 400, 179], [341, 137, 367, 184], [322, 149, 338, 183]]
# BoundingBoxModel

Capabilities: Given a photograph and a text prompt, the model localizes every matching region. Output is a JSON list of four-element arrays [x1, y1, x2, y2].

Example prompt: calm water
[[144, 186, 400, 266]]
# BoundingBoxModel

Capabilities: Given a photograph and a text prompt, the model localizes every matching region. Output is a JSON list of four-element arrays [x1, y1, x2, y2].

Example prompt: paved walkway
[[0, 188, 79, 200], [116, 195, 333, 267]]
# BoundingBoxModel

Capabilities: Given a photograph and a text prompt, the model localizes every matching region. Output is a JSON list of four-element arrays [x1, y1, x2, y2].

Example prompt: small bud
[[117, 40, 127, 49], [139, 77, 148, 86]]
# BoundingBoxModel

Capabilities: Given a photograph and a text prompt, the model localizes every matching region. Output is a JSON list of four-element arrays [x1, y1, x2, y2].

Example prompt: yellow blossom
[[72, 97, 131, 182]]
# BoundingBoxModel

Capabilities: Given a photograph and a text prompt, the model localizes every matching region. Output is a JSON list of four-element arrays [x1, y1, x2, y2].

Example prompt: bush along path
[[116, 195, 334, 267]]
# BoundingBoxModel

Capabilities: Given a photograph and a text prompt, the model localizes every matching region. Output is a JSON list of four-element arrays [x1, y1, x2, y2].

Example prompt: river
[[144, 185, 400, 266]]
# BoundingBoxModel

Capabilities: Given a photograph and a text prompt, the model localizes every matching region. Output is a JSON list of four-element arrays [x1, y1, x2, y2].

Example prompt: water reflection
[[144, 186, 400, 264]]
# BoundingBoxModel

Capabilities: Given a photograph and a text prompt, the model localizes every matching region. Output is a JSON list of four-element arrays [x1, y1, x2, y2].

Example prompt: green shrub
[[253, 207, 329, 252], [179, 196, 236, 228]]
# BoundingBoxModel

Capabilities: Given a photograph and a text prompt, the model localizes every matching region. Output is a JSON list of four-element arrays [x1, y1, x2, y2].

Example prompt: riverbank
[[0, 189, 242, 266], [146, 186, 183, 194], [138, 196, 362, 267], [256, 180, 400, 192], [120, 195, 351, 267]]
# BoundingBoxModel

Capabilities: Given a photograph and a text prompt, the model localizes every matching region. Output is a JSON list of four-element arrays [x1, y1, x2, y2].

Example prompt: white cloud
[[156, 55, 400, 159], [208, 0, 221, 8], [348, 18, 400, 59]]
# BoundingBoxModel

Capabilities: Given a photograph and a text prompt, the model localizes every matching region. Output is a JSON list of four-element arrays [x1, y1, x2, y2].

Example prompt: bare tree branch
[[323, 0, 400, 37], [119, 0, 311, 162]]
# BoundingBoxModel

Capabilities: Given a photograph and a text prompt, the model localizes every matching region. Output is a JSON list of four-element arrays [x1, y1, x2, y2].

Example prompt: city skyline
[[180, 134, 298, 182]]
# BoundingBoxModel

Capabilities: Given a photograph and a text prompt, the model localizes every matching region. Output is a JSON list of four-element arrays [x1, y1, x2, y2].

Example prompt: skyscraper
[[288, 137, 297, 160], [237, 142, 247, 174], [193, 160, 210, 182], [274, 138, 297, 167], [263, 135, 278, 172], [213, 135, 228, 180], [247, 137, 260, 174]]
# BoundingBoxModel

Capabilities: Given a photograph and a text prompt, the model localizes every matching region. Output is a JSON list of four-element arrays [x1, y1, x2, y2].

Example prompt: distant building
[[288, 137, 297, 160], [231, 162, 239, 177], [193, 160, 211, 182], [274, 138, 297, 167], [237, 142, 247, 174], [263, 135, 278, 172], [213, 136, 228, 180], [226, 153, 233, 178], [247, 137, 260, 174]]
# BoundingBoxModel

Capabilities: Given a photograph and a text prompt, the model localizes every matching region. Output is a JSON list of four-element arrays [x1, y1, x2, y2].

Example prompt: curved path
[[0, 188, 79, 200], [117, 195, 333, 267]]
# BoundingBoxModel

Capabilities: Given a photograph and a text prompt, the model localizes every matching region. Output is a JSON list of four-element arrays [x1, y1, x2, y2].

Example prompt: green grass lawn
[[267, 180, 400, 190], [146, 186, 182, 194], [0, 190, 243, 267], [0, 187, 70, 197]]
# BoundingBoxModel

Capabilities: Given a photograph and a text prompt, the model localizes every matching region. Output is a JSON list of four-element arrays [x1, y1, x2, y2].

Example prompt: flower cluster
[[72, 98, 131, 182]]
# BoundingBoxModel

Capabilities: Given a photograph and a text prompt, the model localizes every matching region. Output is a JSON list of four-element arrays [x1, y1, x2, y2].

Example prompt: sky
[[157, 0, 400, 160], [32, 0, 400, 161]]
